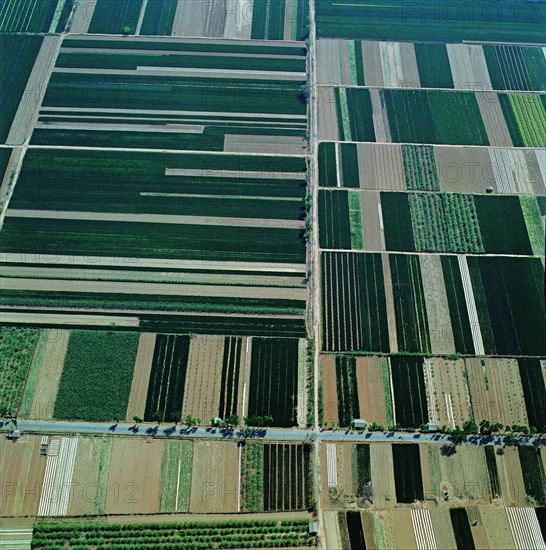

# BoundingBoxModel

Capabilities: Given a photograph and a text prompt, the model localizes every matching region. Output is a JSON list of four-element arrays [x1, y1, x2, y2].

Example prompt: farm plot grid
[[30, 36, 308, 153], [317, 40, 546, 93], [78, 0, 310, 40]]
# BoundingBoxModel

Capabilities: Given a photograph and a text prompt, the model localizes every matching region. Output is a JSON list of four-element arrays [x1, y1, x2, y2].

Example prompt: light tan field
[[476, 93, 513, 147], [360, 191, 384, 251], [318, 87, 339, 141], [126, 333, 156, 421], [495, 446, 527, 506], [0, 435, 46, 516], [424, 358, 472, 428], [104, 438, 164, 515], [479, 507, 516, 549], [430, 508, 458, 549], [182, 335, 224, 421], [356, 356, 389, 427], [357, 144, 406, 191], [23, 329, 70, 420], [370, 444, 396, 509], [381, 254, 399, 353], [466, 358, 528, 427], [189, 440, 239, 513], [321, 354, 339, 426]]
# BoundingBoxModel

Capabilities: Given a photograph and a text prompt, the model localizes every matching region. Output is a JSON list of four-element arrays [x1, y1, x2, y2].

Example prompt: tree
[[448, 426, 467, 445], [170, 411, 181, 425], [226, 414, 240, 427], [462, 419, 478, 434], [132, 416, 143, 424], [243, 426, 254, 439], [123, 25, 132, 34], [152, 410, 164, 424], [185, 415, 196, 427]]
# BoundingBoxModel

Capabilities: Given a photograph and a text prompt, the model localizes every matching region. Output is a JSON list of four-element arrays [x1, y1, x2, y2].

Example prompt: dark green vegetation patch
[[484, 446, 501, 500], [248, 338, 299, 427], [319, 190, 351, 249], [145, 334, 190, 422], [321, 252, 389, 353], [390, 357, 428, 428], [335, 355, 359, 427], [519, 446, 546, 506], [518, 358, 546, 432], [392, 444, 424, 503], [0, 0, 74, 32], [316, 0, 546, 43], [263, 443, 311, 511], [402, 145, 440, 191], [88, 0, 143, 34], [353, 444, 371, 498], [54, 331, 139, 421], [450, 508, 476, 550]]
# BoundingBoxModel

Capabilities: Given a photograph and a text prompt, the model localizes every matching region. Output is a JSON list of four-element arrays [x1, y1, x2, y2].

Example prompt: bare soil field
[[70, 0, 97, 33], [322, 510, 342, 550], [466, 358, 528, 428], [430, 508, 458, 549], [224, 134, 307, 155], [381, 253, 399, 353], [424, 357, 471, 428], [189, 440, 239, 513], [370, 443, 396, 509], [318, 87, 339, 141], [321, 354, 339, 427], [496, 446, 527, 506], [356, 356, 389, 427], [360, 191, 384, 251], [126, 333, 156, 421], [317, 40, 342, 85], [22, 329, 69, 420], [182, 335, 224, 421], [447, 44, 492, 91], [357, 144, 406, 191], [475, 93, 513, 147], [419, 255, 455, 355], [479, 507, 516, 549], [0, 434, 46, 516], [104, 437, 164, 515]]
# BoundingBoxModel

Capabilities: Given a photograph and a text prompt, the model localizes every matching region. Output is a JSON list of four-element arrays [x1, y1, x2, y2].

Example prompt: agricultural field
[[77, 0, 310, 40], [0, 326, 39, 417], [0, 0, 73, 32], [317, 40, 546, 92], [30, 518, 315, 549], [30, 36, 307, 152], [316, 0, 546, 42], [318, 142, 546, 196], [392, 444, 423, 503], [53, 330, 140, 421]]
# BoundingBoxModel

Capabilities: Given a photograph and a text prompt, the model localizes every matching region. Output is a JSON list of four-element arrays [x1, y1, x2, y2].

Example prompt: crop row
[[402, 145, 439, 191], [335, 355, 359, 427], [218, 337, 242, 419]]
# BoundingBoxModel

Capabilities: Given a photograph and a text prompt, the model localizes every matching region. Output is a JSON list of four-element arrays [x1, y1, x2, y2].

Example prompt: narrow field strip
[[35, 122, 205, 134], [0, 253, 306, 273], [0, 311, 140, 328], [457, 255, 485, 355], [165, 168, 307, 179], [6, 210, 304, 229], [326, 444, 337, 487], [0, 278, 307, 300]]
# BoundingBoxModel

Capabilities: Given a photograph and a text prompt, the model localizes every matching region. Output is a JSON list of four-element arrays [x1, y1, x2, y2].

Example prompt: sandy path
[[224, 134, 307, 155], [0, 253, 305, 273], [126, 333, 156, 421], [26, 329, 70, 420], [6, 209, 304, 229], [69, 0, 97, 33], [1, 265, 305, 287], [476, 92, 514, 147], [419, 254, 455, 354], [1, 277, 308, 300], [6, 35, 62, 146]]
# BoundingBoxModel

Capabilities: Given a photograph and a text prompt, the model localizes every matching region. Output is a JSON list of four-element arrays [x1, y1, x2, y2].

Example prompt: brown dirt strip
[[190, 440, 239, 513], [165, 168, 306, 180], [392, 509, 417, 549], [6, 209, 304, 229], [381, 253, 398, 353], [356, 356, 388, 427], [25, 329, 70, 421], [321, 354, 339, 426], [105, 438, 164, 515], [479, 507, 516, 548], [1, 265, 305, 287], [182, 335, 224, 421], [224, 134, 308, 155], [1, 277, 307, 300], [0, 253, 305, 272], [126, 333, 156, 422]]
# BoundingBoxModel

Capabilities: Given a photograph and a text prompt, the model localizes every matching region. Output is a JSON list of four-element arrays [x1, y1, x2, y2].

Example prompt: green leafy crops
[[54, 330, 139, 421]]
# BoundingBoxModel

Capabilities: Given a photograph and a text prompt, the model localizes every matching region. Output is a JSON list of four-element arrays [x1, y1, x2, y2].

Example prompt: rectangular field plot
[[263, 443, 312, 511], [0, 148, 307, 334], [390, 357, 428, 429], [392, 444, 424, 503], [0, 0, 74, 32], [321, 252, 389, 353], [88, 0, 143, 34], [316, 0, 546, 42], [53, 330, 139, 422], [247, 337, 303, 427], [30, 36, 307, 152]]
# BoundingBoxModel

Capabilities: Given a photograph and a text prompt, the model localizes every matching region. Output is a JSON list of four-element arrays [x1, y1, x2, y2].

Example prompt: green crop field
[[381, 192, 415, 252], [414, 44, 454, 89], [88, 0, 143, 34], [140, 0, 178, 35], [158, 440, 193, 512], [316, 0, 546, 42], [321, 252, 389, 353], [402, 145, 440, 191], [0, 34, 43, 143], [31, 519, 315, 549], [0, 0, 73, 32], [335, 355, 359, 427], [518, 359, 546, 432], [0, 326, 39, 417], [53, 330, 139, 421], [242, 442, 264, 512], [318, 190, 351, 249], [506, 93, 546, 147], [389, 255, 430, 354]]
